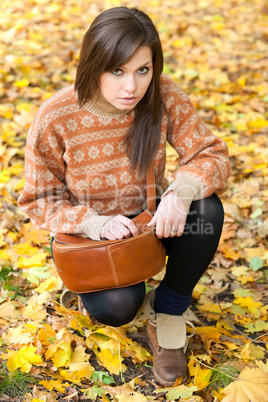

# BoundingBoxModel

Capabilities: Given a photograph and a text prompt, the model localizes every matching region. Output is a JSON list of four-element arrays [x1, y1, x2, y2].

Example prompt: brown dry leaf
[[221, 367, 268, 402], [0, 300, 22, 320]]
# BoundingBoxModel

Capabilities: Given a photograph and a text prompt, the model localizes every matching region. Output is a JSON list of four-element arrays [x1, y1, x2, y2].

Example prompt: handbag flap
[[54, 209, 153, 246]]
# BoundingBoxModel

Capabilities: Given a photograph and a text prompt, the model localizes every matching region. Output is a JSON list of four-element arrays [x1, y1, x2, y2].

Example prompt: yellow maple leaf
[[199, 301, 231, 314], [35, 277, 62, 293], [192, 284, 207, 300], [22, 302, 47, 321], [20, 222, 49, 244], [192, 367, 212, 390], [31, 399, 46, 402], [96, 348, 127, 375], [248, 118, 268, 129], [96, 326, 128, 346], [195, 326, 221, 339], [71, 345, 88, 364], [0, 249, 11, 261], [60, 363, 94, 383], [256, 361, 268, 373], [0, 105, 13, 118], [233, 297, 261, 313], [221, 367, 268, 402], [39, 379, 67, 393], [45, 340, 72, 368], [125, 341, 152, 363], [2, 323, 39, 347], [92, 326, 151, 363], [39, 379, 53, 391], [13, 242, 40, 256], [102, 380, 134, 397], [1, 344, 42, 372], [115, 393, 148, 401], [218, 244, 242, 260], [17, 252, 47, 268], [15, 102, 36, 113], [188, 354, 212, 390], [14, 79, 29, 87], [70, 314, 95, 332], [235, 342, 265, 362], [69, 362, 94, 377], [37, 324, 57, 345], [237, 75, 247, 87]]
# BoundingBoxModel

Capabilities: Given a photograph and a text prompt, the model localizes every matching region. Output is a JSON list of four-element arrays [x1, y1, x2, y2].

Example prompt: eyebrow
[[120, 60, 153, 69], [140, 61, 153, 66]]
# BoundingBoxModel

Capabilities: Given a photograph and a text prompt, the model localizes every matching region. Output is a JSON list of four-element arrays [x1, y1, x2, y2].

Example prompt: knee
[[190, 194, 224, 230], [99, 305, 137, 327], [204, 193, 224, 223], [79, 282, 146, 327]]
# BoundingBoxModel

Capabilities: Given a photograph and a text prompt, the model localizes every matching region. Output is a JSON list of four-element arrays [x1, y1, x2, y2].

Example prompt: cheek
[[100, 76, 118, 98]]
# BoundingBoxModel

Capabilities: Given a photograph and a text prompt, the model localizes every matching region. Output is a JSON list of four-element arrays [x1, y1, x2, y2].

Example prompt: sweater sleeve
[[162, 76, 231, 211], [17, 105, 112, 240]]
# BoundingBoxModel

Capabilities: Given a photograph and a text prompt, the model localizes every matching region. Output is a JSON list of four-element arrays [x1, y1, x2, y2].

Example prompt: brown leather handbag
[[52, 164, 166, 293]]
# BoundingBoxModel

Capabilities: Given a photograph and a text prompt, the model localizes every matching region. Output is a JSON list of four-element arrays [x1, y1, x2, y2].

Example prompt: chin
[[117, 102, 138, 111]]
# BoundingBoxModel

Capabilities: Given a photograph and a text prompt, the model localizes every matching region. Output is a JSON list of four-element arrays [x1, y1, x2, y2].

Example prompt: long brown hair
[[75, 7, 164, 175]]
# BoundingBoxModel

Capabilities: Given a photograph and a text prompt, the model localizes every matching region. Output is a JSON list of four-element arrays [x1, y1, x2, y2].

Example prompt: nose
[[123, 74, 137, 93]]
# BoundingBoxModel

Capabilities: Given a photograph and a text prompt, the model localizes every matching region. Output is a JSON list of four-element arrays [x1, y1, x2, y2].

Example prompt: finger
[[100, 229, 117, 240], [103, 220, 128, 239], [101, 228, 131, 240], [155, 219, 164, 238], [176, 224, 185, 237], [108, 216, 131, 238], [163, 220, 171, 238], [125, 220, 139, 236], [170, 221, 180, 237], [147, 216, 157, 227], [116, 216, 138, 236], [176, 217, 187, 236], [114, 223, 132, 239]]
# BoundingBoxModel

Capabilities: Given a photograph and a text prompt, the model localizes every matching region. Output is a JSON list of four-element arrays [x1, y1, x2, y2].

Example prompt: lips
[[119, 97, 138, 103]]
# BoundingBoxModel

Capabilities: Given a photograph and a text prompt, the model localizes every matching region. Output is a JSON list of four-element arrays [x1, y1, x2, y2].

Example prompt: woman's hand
[[100, 215, 139, 240], [147, 190, 188, 238]]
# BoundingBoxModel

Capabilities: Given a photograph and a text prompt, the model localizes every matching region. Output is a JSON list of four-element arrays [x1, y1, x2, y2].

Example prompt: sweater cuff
[[77, 215, 113, 240], [162, 172, 205, 212]]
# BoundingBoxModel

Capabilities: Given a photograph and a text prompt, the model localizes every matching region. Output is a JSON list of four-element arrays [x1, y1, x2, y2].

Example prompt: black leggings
[[53, 194, 224, 327]]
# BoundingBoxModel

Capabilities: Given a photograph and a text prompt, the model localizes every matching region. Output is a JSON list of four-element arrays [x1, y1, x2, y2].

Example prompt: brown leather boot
[[147, 320, 189, 386]]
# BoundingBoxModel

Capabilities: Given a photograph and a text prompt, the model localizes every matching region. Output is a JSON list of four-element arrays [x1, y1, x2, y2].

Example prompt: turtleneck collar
[[80, 89, 132, 119]]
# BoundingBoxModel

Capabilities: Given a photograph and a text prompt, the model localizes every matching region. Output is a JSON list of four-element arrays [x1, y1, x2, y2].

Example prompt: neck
[[81, 90, 131, 118]]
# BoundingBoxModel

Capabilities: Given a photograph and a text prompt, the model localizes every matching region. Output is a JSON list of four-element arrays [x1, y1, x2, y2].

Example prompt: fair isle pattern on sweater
[[18, 74, 231, 240]]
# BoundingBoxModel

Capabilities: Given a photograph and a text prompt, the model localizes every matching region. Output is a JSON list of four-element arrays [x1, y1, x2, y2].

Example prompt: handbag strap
[[146, 162, 156, 214]]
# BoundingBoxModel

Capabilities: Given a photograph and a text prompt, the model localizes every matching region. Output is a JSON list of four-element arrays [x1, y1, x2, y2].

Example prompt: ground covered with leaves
[[0, 0, 267, 401]]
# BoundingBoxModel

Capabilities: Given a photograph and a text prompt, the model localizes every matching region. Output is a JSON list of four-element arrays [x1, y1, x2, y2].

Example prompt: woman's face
[[99, 46, 153, 110]]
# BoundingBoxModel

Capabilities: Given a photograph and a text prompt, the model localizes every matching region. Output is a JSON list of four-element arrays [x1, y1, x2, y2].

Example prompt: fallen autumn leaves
[[0, 0, 268, 401]]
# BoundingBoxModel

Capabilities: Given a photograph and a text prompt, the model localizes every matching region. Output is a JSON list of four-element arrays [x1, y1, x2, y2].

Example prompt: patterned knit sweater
[[18, 74, 231, 240]]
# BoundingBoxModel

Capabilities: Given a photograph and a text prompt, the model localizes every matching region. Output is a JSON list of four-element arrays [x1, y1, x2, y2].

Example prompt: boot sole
[[153, 366, 189, 387]]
